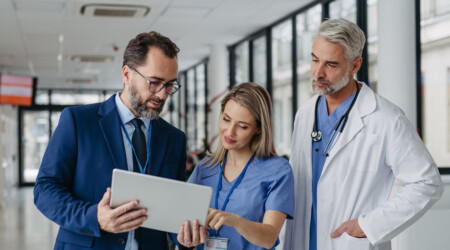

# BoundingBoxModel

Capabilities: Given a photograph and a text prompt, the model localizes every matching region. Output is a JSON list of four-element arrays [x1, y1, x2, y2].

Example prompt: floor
[[0, 187, 58, 250]]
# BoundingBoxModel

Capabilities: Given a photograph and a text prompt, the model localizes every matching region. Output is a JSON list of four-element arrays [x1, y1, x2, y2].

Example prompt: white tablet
[[110, 168, 213, 233]]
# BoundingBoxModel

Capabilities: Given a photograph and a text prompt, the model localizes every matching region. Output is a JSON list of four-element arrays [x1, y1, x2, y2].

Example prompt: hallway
[[0, 187, 58, 249]]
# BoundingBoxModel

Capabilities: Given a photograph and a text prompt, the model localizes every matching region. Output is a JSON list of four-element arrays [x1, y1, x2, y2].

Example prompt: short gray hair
[[314, 19, 366, 62]]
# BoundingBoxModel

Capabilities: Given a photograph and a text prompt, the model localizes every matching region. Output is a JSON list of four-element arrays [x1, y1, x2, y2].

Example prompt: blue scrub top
[[310, 93, 356, 250], [188, 156, 295, 250]]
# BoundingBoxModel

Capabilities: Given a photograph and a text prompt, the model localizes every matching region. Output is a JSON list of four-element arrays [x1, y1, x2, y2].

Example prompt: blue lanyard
[[120, 119, 152, 174], [215, 152, 256, 211]]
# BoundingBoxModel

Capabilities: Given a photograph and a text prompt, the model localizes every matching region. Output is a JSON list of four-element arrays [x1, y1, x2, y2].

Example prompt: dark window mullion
[[229, 46, 236, 89], [266, 28, 273, 98], [292, 15, 298, 124], [249, 40, 254, 82], [356, 0, 369, 84], [204, 62, 209, 152]]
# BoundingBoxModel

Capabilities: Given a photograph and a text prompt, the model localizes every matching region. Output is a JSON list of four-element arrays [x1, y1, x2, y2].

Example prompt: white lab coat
[[282, 83, 443, 250]]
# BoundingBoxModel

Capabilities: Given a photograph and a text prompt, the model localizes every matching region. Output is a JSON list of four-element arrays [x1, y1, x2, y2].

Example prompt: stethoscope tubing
[[311, 81, 361, 156]]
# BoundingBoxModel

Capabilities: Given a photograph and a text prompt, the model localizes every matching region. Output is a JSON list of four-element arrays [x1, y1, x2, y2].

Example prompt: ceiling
[[0, 0, 311, 90]]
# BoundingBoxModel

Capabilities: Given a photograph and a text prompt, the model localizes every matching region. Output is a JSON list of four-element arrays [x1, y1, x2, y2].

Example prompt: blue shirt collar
[[115, 92, 150, 129], [318, 92, 357, 131]]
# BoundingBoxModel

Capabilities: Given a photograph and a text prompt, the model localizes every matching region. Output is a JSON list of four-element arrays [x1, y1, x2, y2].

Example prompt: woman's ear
[[256, 127, 262, 135]]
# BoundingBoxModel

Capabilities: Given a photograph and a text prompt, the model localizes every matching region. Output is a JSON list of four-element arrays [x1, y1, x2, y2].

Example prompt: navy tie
[[130, 118, 147, 173], [130, 118, 146, 249]]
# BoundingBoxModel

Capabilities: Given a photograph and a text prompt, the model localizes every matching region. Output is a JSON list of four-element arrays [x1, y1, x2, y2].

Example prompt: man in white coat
[[282, 19, 443, 250]]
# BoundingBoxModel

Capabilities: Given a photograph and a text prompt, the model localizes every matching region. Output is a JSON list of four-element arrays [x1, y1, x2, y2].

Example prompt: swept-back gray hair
[[314, 19, 366, 62]]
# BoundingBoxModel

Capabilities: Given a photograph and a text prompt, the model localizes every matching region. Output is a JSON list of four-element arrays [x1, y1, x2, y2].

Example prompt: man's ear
[[351, 56, 363, 75], [122, 65, 132, 86]]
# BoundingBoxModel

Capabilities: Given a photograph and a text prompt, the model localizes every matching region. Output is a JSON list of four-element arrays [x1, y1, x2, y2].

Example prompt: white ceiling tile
[[0, 0, 314, 89], [170, 0, 221, 8], [163, 6, 212, 19], [24, 34, 60, 54], [15, 0, 66, 12]]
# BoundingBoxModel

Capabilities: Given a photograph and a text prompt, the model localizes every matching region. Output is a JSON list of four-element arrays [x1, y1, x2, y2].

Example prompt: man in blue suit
[[34, 31, 187, 250]]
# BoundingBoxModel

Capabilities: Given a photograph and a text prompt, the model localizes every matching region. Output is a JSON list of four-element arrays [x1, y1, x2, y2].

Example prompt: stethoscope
[[311, 81, 360, 157]]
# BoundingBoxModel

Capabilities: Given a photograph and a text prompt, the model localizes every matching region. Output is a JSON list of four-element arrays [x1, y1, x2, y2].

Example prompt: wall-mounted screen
[[0, 74, 36, 106]]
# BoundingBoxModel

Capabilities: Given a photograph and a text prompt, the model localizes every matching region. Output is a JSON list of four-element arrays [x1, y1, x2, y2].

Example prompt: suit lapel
[[149, 118, 168, 176], [98, 95, 127, 171]]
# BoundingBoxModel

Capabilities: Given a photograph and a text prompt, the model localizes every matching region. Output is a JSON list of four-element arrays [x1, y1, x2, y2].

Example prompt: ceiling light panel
[[70, 55, 114, 63], [79, 4, 151, 18]]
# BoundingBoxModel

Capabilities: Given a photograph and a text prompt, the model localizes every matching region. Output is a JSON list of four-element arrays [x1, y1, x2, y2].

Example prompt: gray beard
[[128, 83, 164, 120], [312, 69, 350, 96]]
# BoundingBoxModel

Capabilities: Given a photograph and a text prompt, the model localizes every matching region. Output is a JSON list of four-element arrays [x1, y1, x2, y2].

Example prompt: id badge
[[204, 237, 228, 250]]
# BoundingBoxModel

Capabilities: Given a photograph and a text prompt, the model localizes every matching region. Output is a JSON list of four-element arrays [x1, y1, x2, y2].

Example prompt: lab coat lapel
[[98, 95, 127, 171], [321, 83, 376, 174], [149, 118, 168, 176], [302, 101, 315, 184]]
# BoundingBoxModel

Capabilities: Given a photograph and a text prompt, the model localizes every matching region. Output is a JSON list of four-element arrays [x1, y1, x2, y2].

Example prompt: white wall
[[0, 105, 19, 207]]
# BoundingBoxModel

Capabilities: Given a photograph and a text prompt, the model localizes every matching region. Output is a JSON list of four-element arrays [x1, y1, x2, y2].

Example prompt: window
[[296, 4, 322, 108], [35, 90, 49, 105], [235, 41, 250, 84], [179, 73, 186, 132], [21, 110, 49, 184], [170, 89, 180, 128], [436, 0, 450, 16], [51, 90, 102, 105], [421, 1, 450, 167], [252, 35, 267, 88], [196, 64, 207, 152], [329, 0, 357, 22], [186, 70, 196, 151], [367, 0, 379, 92], [272, 19, 293, 156]]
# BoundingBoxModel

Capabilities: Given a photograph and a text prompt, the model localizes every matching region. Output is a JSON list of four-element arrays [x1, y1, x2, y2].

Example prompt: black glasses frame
[[129, 66, 181, 95]]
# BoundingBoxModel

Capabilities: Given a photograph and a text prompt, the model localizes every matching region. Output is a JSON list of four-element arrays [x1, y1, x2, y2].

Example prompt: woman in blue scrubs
[[178, 82, 294, 249]]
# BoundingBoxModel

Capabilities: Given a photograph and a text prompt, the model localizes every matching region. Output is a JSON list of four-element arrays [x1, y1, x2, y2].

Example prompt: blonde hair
[[205, 82, 277, 167]]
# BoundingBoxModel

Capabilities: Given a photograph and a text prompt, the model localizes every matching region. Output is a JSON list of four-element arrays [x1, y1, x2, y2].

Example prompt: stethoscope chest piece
[[311, 130, 322, 142], [311, 81, 361, 157]]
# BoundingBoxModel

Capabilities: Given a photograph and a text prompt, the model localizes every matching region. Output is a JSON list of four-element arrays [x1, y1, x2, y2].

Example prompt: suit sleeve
[[358, 114, 443, 245], [33, 108, 101, 237]]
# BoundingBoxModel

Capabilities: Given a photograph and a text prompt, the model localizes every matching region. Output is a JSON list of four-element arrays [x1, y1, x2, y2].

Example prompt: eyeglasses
[[129, 66, 181, 95]]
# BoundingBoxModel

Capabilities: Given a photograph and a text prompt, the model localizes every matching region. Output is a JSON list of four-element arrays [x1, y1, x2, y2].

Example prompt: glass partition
[[296, 4, 322, 108], [196, 64, 207, 152], [235, 41, 250, 84], [252, 36, 267, 88], [186, 70, 197, 151], [421, 0, 450, 167], [272, 19, 293, 156], [329, 0, 357, 22], [21, 110, 49, 183]]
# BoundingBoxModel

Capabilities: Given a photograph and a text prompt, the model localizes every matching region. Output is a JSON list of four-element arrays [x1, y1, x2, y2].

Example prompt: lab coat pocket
[[350, 133, 383, 172], [339, 232, 371, 250]]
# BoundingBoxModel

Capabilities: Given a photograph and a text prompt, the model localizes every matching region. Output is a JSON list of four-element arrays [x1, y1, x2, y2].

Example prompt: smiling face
[[219, 99, 261, 153], [311, 36, 357, 96], [121, 46, 178, 118]]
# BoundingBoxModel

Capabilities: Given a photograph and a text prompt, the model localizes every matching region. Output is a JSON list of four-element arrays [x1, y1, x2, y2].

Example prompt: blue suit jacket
[[34, 95, 187, 250]]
